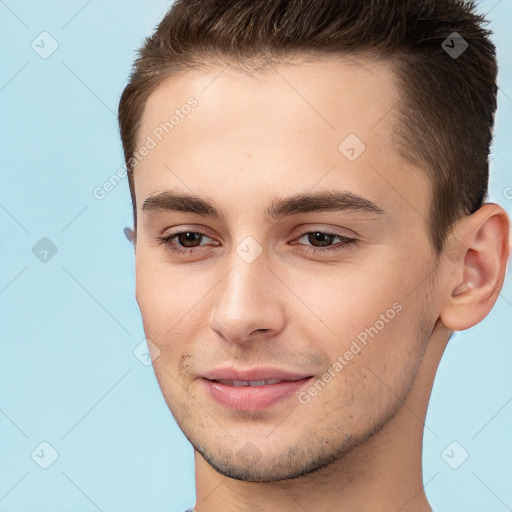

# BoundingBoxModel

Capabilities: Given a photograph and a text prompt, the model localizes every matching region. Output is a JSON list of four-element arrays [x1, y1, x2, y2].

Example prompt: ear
[[124, 226, 136, 249], [440, 203, 510, 331]]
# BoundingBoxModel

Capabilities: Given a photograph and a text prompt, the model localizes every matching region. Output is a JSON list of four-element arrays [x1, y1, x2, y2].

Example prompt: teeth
[[232, 380, 249, 387], [248, 380, 266, 387], [217, 379, 284, 386]]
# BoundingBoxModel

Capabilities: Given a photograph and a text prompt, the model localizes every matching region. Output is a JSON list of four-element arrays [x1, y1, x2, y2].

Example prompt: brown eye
[[176, 232, 204, 247], [156, 229, 216, 255], [306, 232, 337, 247], [294, 231, 358, 254]]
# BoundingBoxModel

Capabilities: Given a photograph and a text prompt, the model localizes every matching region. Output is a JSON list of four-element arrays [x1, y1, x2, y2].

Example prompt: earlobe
[[440, 204, 510, 332]]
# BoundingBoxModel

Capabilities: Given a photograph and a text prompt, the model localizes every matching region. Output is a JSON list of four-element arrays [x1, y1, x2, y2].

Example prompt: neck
[[192, 322, 450, 512]]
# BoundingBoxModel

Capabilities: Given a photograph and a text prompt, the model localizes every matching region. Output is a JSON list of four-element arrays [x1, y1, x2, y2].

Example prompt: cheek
[[135, 258, 200, 406], [295, 262, 404, 338], [347, 282, 433, 409], [136, 251, 185, 320], [305, 302, 427, 436], [134, 251, 213, 355], [299, 258, 429, 384]]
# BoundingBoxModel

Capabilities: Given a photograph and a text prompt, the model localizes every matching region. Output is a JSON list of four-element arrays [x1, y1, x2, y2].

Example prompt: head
[[118, 0, 509, 482]]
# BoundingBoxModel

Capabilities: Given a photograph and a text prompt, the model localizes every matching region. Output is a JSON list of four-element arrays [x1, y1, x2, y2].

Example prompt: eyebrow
[[141, 189, 386, 220]]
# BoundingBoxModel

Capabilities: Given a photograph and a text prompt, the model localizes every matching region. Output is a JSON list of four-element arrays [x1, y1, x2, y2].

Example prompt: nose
[[208, 249, 286, 345]]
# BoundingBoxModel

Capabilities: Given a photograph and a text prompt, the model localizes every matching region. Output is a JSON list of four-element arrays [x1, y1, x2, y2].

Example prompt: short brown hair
[[118, 0, 497, 253]]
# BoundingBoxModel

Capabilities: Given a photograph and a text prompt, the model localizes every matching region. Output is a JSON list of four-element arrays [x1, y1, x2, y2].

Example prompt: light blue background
[[0, 1, 510, 511]]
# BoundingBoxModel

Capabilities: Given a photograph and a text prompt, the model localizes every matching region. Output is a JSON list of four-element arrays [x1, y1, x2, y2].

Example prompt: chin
[[193, 436, 354, 483]]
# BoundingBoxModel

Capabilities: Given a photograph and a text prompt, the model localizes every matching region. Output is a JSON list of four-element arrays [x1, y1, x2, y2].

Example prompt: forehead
[[134, 55, 429, 224], [138, 55, 399, 143]]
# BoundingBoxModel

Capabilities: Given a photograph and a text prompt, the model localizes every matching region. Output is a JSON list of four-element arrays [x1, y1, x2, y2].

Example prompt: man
[[118, 0, 509, 510]]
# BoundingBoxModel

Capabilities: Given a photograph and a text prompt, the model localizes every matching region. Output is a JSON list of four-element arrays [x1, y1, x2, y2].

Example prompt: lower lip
[[201, 377, 313, 411]]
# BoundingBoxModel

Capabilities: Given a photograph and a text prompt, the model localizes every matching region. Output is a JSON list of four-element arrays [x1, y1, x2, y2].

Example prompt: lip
[[200, 367, 313, 411], [202, 367, 312, 382]]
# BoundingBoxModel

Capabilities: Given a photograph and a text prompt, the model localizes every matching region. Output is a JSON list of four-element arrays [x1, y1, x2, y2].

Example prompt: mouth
[[201, 373, 314, 411], [210, 377, 304, 387]]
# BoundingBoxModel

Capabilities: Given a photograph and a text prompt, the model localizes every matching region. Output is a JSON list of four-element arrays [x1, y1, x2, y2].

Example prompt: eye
[[293, 231, 358, 254], [157, 228, 358, 256], [157, 229, 217, 254]]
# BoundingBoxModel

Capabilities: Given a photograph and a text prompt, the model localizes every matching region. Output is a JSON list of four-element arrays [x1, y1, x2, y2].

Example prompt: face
[[133, 56, 441, 481]]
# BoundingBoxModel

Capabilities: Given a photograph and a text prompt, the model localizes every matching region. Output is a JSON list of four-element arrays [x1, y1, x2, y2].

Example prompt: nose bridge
[[208, 244, 285, 343]]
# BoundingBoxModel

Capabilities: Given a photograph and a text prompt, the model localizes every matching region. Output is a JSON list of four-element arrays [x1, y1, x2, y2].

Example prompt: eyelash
[[156, 229, 358, 255]]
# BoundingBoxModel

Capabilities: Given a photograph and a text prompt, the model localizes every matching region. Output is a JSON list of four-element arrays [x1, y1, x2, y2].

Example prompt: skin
[[129, 56, 509, 512]]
